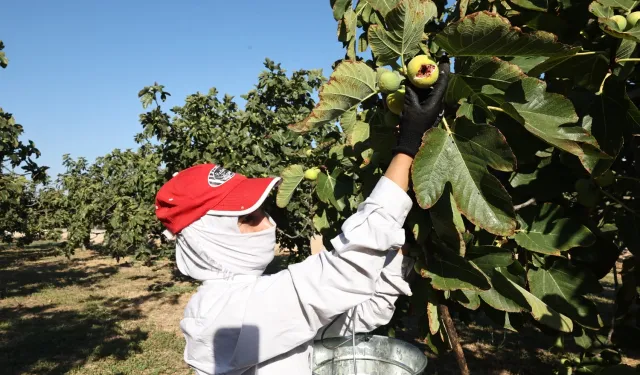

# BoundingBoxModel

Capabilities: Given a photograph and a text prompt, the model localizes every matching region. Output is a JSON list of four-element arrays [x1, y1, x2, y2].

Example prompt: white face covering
[[175, 213, 276, 280]]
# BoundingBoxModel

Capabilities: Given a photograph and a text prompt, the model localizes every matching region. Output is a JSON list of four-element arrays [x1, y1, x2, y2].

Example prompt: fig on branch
[[378, 71, 402, 93], [627, 11, 640, 28], [304, 149, 313, 157], [407, 55, 439, 88], [610, 15, 628, 31], [595, 170, 615, 187], [304, 167, 320, 181], [386, 87, 405, 115]]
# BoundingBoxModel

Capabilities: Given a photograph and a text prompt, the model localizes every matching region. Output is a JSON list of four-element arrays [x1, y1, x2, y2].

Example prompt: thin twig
[[514, 198, 536, 211], [438, 304, 471, 375], [607, 259, 619, 345]]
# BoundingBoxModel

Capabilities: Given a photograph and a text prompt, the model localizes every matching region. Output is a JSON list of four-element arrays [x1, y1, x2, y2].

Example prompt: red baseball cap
[[155, 164, 281, 235]]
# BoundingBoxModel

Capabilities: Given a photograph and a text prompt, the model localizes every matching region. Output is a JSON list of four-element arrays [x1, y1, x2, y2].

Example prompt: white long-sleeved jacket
[[180, 176, 413, 375]]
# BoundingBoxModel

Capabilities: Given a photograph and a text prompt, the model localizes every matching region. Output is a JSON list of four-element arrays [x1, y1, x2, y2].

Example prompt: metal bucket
[[313, 335, 428, 375]]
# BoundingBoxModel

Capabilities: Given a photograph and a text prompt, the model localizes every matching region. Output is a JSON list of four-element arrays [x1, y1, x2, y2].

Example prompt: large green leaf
[[465, 249, 527, 313], [276, 164, 305, 208], [528, 259, 603, 329], [589, 1, 614, 17], [364, 0, 400, 16], [528, 52, 609, 91], [595, 0, 639, 12], [434, 11, 577, 57], [331, 0, 352, 21], [341, 111, 371, 146], [446, 57, 525, 116], [479, 268, 528, 313], [316, 169, 348, 211], [337, 7, 358, 60], [412, 118, 517, 236], [515, 203, 596, 255], [501, 77, 607, 160], [579, 78, 626, 173], [510, 0, 548, 11], [451, 289, 481, 310], [289, 61, 377, 132], [419, 244, 491, 291], [313, 209, 331, 232], [502, 271, 574, 332], [368, 0, 437, 66], [430, 184, 466, 254]]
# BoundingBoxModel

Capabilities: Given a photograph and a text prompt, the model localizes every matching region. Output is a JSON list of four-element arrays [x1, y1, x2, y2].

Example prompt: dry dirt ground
[[0, 242, 638, 375]]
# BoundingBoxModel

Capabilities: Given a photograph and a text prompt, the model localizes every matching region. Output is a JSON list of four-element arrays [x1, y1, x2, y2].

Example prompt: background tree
[[0, 40, 48, 245]]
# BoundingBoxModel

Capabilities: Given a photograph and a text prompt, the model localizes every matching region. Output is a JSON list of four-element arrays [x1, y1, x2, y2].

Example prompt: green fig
[[611, 15, 628, 31], [595, 170, 615, 187], [304, 167, 321, 181], [627, 11, 640, 28], [378, 71, 402, 93], [386, 87, 405, 115]]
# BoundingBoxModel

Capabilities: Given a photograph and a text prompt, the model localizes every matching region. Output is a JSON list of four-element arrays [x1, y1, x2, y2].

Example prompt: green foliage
[[279, 0, 640, 367], [0, 40, 48, 245], [135, 59, 330, 257]]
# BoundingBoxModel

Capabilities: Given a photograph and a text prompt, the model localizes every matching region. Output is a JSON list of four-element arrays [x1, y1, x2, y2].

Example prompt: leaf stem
[[617, 58, 640, 63], [442, 117, 452, 133], [600, 189, 640, 218], [575, 51, 601, 56], [487, 106, 505, 113], [597, 72, 612, 95]]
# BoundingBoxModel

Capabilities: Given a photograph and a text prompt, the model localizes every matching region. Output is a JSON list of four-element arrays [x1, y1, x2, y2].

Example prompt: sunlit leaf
[[290, 61, 377, 132], [368, 0, 437, 66], [434, 11, 577, 57], [413, 117, 517, 236]]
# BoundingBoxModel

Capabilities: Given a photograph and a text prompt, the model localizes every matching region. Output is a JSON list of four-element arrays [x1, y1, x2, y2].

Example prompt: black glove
[[393, 60, 450, 158]]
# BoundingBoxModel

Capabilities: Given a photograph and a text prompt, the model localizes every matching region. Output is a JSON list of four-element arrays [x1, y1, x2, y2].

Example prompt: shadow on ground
[[0, 303, 148, 375], [0, 245, 117, 299], [0, 244, 185, 375]]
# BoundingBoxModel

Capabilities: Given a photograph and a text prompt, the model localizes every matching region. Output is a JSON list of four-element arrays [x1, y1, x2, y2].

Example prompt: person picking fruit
[[154, 58, 450, 375]]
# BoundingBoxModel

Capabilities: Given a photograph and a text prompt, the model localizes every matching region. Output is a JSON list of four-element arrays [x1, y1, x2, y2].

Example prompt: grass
[[0, 242, 637, 375], [0, 242, 197, 375]]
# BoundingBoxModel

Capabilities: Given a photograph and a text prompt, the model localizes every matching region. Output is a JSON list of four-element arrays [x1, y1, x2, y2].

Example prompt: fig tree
[[386, 87, 405, 115], [378, 71, 401, 93], [407, 55, 439, 88], [611, 15, 628, 30], [304, 167, 320, 181]]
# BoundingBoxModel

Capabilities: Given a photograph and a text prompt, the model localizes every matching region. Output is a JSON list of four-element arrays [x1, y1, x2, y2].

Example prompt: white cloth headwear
[[175, 214, 276, 280]]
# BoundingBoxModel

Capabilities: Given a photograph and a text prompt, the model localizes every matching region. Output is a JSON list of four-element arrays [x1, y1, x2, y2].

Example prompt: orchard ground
[[1, 241, 638, 375]]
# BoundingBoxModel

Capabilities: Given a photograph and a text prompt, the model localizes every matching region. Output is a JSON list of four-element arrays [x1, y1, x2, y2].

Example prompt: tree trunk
[[438, 304, 470, 375]]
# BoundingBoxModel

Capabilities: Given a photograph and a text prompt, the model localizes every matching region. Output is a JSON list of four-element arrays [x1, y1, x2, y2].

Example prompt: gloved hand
[[393, 59, 450, 158]]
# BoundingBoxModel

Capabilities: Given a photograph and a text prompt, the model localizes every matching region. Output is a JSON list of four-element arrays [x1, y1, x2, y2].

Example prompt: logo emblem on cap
[[208, 165, 235, 187]]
